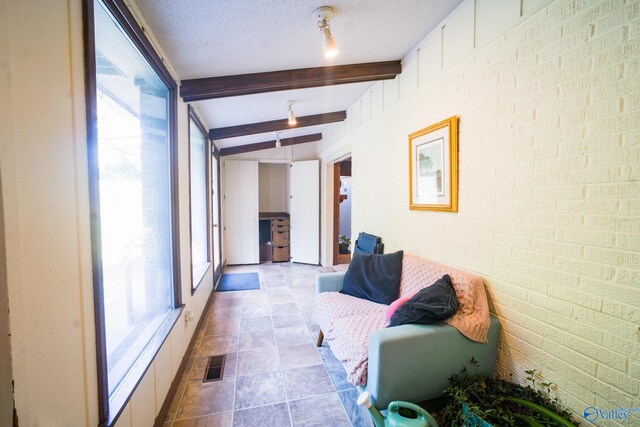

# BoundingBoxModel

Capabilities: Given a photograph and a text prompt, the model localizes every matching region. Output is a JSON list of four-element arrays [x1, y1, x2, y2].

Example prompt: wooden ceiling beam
[[219, 133, 323, 157], [180, 60, 401, 101], [209, 111, 346, 140]]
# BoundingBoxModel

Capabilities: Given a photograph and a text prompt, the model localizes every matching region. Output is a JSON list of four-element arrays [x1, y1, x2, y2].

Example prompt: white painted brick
[[630, 361, 640, 381], [543, 340, 598, 375], [597, 365, 639, 395], [596, 2, 640, 36], [573, 306, 638, 339], [549, 284, 602, 311], [578, 277, 640, 308], [548, 320, 627, 371], [630, 18, 640, 40], [584, 246, 640, 267], [528, 292, 577, 316], [615, 233, 640, 251], [602, 333, 640, 360]]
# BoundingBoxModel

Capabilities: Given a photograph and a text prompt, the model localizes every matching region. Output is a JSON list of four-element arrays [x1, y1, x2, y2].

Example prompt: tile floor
[[164, 262, 372, 427]]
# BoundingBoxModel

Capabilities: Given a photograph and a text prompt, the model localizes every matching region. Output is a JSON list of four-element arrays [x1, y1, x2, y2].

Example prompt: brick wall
[[318, 0, 640, 423]]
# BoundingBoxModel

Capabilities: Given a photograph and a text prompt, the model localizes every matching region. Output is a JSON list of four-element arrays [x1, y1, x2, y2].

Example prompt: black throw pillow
[[388, 274, 459, 327], [340, 250, 404, 305]]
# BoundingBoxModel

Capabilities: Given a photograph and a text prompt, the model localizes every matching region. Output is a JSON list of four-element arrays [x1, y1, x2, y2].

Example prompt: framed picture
[[408, 116, 458, 212]]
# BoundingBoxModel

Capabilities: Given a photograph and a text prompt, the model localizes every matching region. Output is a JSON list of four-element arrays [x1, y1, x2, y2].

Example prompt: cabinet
[[259, 213, 290, 263]]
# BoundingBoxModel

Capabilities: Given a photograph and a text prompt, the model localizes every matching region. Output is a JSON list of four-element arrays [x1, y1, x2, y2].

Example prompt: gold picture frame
[[408, 116, 459, 212]]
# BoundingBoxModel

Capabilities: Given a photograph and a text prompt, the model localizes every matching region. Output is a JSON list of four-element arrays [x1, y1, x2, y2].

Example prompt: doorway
[[333, 158, 352, 265]]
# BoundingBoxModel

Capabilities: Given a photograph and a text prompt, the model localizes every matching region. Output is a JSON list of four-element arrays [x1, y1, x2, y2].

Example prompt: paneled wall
[[0, 0, 213, 425], [318, 0, 640, 422]]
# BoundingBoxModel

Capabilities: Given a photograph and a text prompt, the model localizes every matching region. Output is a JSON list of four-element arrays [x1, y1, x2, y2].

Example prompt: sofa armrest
[[315, 271, 346, 293], [361, 315, 500, 409]]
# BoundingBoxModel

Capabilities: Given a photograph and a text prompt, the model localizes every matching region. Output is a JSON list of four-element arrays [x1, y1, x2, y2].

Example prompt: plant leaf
[[514, 414, 546, 427], [506, 397, 575, 427]]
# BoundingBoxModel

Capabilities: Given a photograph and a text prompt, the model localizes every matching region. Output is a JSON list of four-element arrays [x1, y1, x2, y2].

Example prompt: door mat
[[216, 272, 260, 292]]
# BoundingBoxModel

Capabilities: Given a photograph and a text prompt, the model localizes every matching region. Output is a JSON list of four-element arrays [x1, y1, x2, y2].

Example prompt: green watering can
[[357, 392, 439, 427]]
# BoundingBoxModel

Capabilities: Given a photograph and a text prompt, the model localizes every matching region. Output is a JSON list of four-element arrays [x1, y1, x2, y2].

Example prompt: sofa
[[313, 254, 500, 409]]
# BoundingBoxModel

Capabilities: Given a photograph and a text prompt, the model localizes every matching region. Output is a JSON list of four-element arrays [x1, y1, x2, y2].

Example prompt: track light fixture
[[275, 132, 282, 148], [286, 102, 297, 126], [313, 6, 338, 58]]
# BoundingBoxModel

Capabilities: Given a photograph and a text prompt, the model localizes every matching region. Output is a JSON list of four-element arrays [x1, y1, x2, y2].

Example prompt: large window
[[189, 107, 211, 289], [85, 0, 181, 423]]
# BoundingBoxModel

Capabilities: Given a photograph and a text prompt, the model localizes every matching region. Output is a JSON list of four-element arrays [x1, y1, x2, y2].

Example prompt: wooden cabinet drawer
[[272, 230, 289, 246], [272, 218, 289, 226], [272, 246, 289, 262], [272, 224, 289, 233]]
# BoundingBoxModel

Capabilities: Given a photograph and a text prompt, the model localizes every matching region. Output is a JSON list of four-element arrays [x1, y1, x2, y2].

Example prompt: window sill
[[106, 305, 184, 427], [191, 262, 212, 295]]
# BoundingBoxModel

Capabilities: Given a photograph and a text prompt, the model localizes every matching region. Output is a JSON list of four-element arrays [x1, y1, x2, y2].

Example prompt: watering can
[[357, 391, 439, 427]]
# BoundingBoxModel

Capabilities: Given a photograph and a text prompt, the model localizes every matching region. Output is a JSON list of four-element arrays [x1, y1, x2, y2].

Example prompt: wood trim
[[220, 133, 322, 157], [188, 105, 212, 294], [212, 146, 223, 283], [210, 112, 345, 140], [332, 162, 341, 266], [84, 0, 180, 423], [82, 0, 109, 422], [180, 60, 402, 101]]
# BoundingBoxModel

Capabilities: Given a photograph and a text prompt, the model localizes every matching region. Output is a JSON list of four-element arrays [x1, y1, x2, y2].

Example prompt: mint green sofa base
[[316, 271, 500, 409]]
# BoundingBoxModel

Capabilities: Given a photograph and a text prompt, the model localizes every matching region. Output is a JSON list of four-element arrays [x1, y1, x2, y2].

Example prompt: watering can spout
[[357, 392, 386, 427]]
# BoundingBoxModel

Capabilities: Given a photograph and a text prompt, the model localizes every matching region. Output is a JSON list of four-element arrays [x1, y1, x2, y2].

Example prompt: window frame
[[82, 0, 182, 424], [187, 105, 212, 292]]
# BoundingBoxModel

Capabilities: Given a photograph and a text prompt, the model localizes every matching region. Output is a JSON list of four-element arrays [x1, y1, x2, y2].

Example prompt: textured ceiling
[[134, 0, 464, 149]]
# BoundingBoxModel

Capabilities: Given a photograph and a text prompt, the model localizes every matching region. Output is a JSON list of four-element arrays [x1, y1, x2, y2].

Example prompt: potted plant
[[339, 235, 351, 254], [442, 361, 579, 426]]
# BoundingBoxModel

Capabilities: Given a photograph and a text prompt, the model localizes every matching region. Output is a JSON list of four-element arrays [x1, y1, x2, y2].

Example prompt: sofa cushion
[[340, 250, 404, 304], [385, 295, 412, 321], [388, 274, 459, 327]]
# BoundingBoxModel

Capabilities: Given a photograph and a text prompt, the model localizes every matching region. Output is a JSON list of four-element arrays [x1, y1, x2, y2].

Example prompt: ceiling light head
[[275, 132, 282, 148], [313, 6, 338, 58], [286, 102, 297, 126]]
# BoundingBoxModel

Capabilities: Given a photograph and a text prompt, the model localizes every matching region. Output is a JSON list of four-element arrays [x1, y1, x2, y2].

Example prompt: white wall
[[0, 0, 214, 425], [338, 177, 352, 239], [259, 163, 289, 213], [318, 0, 640, 421], [0, 3, 15, 424]]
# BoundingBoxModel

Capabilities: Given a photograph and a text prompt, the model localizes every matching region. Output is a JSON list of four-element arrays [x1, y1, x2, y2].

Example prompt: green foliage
[[441, 362, 579, 427], [339, 235, 351, 245]]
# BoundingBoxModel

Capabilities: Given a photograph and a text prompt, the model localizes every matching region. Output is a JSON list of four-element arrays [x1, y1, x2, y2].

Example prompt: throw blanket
[[314, 254, 490, 385]]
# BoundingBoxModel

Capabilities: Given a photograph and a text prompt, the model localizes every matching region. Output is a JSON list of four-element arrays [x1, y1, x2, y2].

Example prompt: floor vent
[[203, 355, 225, 382]]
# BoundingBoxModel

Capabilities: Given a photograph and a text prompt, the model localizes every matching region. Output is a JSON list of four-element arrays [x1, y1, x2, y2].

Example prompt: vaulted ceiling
[[134, 0, 464, 153]]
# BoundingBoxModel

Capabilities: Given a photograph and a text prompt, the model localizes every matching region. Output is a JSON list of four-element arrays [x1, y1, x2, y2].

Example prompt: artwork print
[[416, 137, 445, 198]]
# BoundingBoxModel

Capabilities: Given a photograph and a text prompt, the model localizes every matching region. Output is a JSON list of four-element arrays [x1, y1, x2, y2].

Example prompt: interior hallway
[[163, 262, 370, 427]]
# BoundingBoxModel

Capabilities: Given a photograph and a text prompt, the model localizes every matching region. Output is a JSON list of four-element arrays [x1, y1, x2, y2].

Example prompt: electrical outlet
[[185, 308, 195, 324]]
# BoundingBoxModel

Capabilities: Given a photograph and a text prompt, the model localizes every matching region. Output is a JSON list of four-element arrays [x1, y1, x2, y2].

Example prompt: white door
[[290, 160, 320, 265], [224, 160, 259, 264]]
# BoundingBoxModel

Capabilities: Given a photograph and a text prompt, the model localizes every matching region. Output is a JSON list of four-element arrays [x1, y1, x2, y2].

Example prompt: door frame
[[212, 146, 223, 285], [332, 158, 352, 265]]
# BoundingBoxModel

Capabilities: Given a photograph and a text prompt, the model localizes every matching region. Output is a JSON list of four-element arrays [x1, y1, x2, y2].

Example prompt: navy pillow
[[388, 274, 459, 327], [340, 251, 404, 305]]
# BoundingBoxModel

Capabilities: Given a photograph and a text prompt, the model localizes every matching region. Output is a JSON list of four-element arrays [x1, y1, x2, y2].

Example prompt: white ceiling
[[135, 0, 464, 149]]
